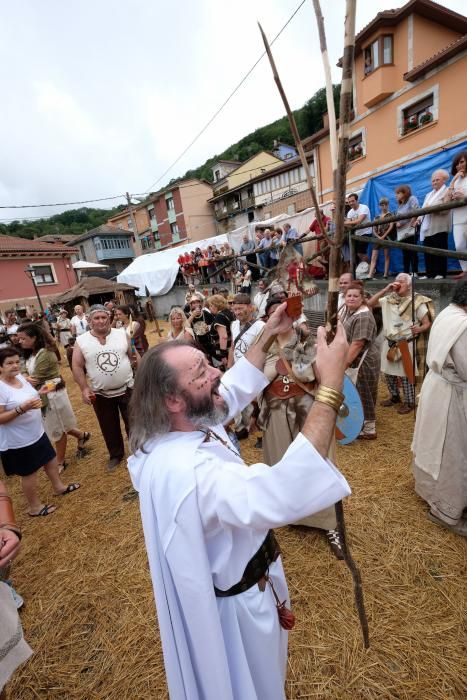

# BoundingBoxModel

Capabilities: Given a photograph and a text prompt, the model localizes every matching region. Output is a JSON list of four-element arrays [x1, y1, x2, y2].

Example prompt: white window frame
[[397, 84, 439, 138], [348, 126, 366, 161], [29, 262, 57, 286]]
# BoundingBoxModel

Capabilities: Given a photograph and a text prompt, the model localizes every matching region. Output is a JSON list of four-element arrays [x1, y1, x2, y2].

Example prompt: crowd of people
[[1, 271, 466, 696], [176, 148, 467, 286]]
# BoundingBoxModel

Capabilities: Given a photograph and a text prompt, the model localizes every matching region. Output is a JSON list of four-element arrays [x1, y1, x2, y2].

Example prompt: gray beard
[[180, 388, 229, 428]]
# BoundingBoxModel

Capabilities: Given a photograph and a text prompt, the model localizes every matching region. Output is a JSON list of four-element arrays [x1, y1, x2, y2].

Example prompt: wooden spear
[[259, 2, 370, 649], [312, 0, 338, 174], [258, 22, 333, 248]]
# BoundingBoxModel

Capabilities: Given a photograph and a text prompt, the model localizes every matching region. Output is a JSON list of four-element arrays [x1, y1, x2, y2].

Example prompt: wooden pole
[[258, 23, 332, 247], [261, 2, 369, 650], [126, 192, 143, 257], [312, 0, 338, 172], [325, 0, 356, 338], [312, 0, 369, 649]]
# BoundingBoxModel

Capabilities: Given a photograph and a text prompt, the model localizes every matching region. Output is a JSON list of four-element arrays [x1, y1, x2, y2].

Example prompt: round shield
[[336, 375, 364, 445]]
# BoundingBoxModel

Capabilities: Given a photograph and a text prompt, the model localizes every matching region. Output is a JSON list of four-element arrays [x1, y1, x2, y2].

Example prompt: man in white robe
[[412, 282, 467, 536], [128, 303, 351, 700]]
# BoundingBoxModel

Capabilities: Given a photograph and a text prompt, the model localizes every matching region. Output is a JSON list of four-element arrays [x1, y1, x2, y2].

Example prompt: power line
[[0, 2, 306, 216], [0, 194, 127, 210], [143, 0, 307, 193]]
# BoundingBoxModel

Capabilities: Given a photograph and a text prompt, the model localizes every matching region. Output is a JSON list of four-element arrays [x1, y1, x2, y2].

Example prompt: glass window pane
[[372, 40, 379, 69], [383, 36, 392, 64]]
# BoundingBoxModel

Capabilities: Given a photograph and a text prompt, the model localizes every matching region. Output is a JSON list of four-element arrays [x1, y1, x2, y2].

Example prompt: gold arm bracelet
[[317, 385, 344, 402], [314, 386, 344, 414]]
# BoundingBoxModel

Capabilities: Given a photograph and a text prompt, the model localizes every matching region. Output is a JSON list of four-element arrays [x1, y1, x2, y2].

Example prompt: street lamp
[[24, 265, 44, 313]]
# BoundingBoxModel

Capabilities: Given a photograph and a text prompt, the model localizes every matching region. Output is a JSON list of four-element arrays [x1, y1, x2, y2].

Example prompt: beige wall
[[179, 180, 216, 242], [316, 51, 467, 201], [412, 15, 460, 68], [226, 152, 281, 191]]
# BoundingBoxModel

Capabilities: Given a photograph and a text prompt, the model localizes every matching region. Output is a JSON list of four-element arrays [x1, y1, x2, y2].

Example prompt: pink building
[[0, 236, 78, 317]]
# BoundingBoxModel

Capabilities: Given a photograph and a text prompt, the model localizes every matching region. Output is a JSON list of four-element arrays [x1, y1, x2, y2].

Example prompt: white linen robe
[[128, 357, 351, 700]]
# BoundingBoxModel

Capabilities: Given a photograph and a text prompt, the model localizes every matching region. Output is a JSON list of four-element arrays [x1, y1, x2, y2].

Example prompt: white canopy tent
[[117, 233, 228, 296], [117, 204, 328, 297]]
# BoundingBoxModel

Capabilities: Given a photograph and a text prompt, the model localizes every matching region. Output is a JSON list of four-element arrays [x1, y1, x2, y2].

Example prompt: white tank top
[[77, 329, 133, 397]]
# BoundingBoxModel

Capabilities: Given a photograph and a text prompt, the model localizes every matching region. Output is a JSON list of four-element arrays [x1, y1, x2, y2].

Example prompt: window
[[402, 94, 435, 135], [364, 35, 393, 75], [31, 264, 55, 285], [383, 35, 393, 64], [148, 207, 156, 220], [166, 196, 175, 211], [348, 132, 364, 161], [214, 169, 221, 181], [170, 223, 180, 236]]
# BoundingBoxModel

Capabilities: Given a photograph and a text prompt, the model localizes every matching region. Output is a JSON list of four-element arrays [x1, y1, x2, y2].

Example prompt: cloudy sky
[[1, 0, 465, 223]]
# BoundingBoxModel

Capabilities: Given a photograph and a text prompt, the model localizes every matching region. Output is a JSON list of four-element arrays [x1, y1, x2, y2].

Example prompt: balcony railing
[[214, 196, 256, 220]]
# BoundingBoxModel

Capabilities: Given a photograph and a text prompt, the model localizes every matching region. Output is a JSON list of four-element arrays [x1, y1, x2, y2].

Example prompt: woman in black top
[[206, 294, 234, 370]]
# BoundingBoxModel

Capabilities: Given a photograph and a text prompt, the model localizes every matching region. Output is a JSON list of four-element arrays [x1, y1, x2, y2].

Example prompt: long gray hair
[[129, 341, 192, 453]]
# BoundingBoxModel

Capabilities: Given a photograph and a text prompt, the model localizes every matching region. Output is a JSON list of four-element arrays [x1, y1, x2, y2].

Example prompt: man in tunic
[[412, 281, 467, 536], [72, 305, 136, 471], [368, 273, 434, 414], [128, 304, 351, 700]]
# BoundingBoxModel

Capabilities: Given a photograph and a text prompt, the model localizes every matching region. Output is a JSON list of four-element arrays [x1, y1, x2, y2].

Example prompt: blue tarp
[[359, 139, 467, 274]]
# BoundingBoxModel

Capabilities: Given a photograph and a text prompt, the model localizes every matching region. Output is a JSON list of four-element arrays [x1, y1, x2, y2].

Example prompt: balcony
[[94, 236, 135, 261], [214, 196, 256, 220], [361, 65, 398, 108]]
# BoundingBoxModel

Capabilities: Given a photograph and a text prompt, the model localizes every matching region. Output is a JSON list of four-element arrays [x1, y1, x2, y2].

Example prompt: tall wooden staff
[[259, 0, 369, 649]]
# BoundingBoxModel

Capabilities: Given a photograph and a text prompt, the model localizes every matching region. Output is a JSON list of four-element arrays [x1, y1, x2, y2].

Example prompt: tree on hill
[[0, 206, 122, 240]]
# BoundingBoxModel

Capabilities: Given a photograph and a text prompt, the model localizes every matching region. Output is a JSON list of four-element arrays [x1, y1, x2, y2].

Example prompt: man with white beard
[[127, 303, 351, 700]]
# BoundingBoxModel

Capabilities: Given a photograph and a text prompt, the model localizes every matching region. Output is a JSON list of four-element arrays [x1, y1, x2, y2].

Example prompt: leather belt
[[214, 530, 280, 597], [265, 376, 315, 400]]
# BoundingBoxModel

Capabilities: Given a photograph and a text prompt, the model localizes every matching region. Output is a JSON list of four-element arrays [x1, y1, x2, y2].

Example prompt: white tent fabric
[[117, 204, 332, 297], [117, 233, 228, 296], [72, 260, 108, 269]]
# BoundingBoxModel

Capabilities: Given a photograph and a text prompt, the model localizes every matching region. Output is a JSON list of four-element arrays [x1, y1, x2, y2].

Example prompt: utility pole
[[126, 192, 143, 257]]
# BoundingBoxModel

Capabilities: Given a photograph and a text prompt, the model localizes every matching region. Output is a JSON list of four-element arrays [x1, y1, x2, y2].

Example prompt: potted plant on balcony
[[403, 115, 418, 135], [419, 110, 433, 126]]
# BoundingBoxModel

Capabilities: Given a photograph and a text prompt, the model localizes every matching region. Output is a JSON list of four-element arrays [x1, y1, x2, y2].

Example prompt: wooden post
[[126, 192, 143, 257], [312, 0, 338, 173], [325, 0, 356, 338]]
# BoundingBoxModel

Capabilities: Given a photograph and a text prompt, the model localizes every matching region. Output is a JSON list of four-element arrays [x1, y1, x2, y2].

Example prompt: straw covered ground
[[5, 321, 466, 699]]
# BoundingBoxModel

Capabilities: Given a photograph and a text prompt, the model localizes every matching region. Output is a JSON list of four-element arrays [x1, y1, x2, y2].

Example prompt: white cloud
[[0, 0, 465, 222]]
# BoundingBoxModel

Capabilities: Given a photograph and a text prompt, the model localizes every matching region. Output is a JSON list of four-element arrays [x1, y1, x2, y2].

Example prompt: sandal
[[56, 483, 81, 496], [77, 431, 91, 449], [28, 504, 57, 517]]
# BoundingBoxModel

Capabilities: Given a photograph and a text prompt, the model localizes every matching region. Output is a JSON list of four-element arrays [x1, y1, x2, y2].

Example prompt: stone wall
[[151, 278, 456, 319]]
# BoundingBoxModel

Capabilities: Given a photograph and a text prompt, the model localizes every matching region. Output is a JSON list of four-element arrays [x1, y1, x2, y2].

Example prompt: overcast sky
[[1, 0, 465, 223]]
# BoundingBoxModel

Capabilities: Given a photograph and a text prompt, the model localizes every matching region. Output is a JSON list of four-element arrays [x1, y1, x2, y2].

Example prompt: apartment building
[[107, 179, 215, 253]]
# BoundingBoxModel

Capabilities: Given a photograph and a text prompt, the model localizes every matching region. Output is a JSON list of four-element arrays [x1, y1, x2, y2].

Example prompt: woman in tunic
[[16, 323, 90, 472], [342, 284, 380, 439], [0, 347, 80, 516], [55, 309, 73, 347], [166, 307, 195, 342], [115, 305, 149, 356], [412, 281, 467, 536], [256, 296, 343, 557]]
